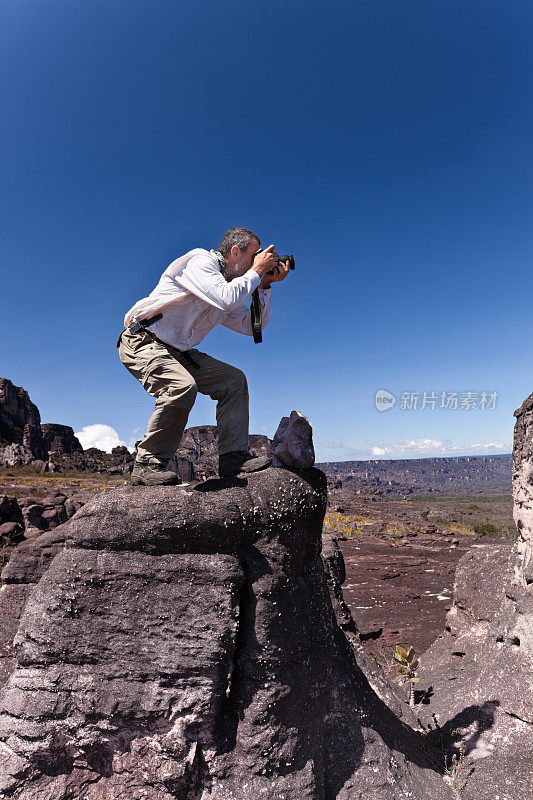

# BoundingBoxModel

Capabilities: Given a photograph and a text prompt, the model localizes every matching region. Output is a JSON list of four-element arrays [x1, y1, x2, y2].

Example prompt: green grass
[[410, 493, 517, 539]]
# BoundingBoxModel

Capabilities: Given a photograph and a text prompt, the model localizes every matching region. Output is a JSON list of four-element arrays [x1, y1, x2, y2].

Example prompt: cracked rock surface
[[417, 394, 533, 800], [0, 468, 450, 799]]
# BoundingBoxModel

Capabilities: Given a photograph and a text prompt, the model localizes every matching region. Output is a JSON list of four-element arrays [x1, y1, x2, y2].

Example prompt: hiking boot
[[130, 461, 181, 486], [218, 450, 271, 477]]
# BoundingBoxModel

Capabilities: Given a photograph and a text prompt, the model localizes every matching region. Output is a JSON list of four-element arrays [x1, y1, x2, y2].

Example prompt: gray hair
[[218, 227, 261, 256]]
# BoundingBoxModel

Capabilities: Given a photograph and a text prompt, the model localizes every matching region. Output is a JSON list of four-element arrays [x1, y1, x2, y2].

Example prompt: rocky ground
[[321, 487, 516, 671], [1, 462, 513, 685]]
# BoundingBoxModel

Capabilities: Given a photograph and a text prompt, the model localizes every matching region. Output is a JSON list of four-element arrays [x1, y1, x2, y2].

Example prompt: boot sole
[[130, 476, 181, 486], [219, 461, 271, 478]]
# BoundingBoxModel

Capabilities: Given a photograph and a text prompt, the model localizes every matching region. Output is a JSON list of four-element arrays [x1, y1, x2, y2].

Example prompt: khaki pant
[[118, 329, 249, 465]]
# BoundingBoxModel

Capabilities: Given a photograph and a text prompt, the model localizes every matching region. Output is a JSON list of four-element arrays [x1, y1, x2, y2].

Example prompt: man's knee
[[166, 378, 198, 409], [226, 367, 248, 395]]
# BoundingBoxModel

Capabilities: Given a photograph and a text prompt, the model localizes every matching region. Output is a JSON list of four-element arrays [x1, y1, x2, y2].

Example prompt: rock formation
[[416, 395, 533, 800], [0, 468, 451, 799], [318, 454, 512, 495], [0, 379, 48, 464], [0, 379, 42, 447], [272, 410, 315, 469], [40, 424, 83, 456]]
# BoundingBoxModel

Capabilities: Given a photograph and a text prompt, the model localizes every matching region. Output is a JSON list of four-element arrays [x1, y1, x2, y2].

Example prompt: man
[[118, 227, 291, 485]]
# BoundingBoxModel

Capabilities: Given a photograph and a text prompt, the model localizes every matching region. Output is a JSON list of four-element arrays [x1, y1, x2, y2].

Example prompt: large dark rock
[[0, 469, 450, 799], [417, 394, 533, 800], [0, 379, 41, 446], [0, 379, 48, 461], [40, 423, 83, 455]]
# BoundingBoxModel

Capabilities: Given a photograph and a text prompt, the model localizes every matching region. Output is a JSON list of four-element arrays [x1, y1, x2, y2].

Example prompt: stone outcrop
[[273, 410, 315, 469], [0, 379, 48, 463], [40, 424, 83, 456], [416, 394, 533, 800], [0, 379, 42, 447], [0, 468, 451, 799]]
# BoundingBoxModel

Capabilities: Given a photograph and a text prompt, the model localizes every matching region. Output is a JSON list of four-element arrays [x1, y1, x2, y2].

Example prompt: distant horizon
[[315, 451, 512, 465]]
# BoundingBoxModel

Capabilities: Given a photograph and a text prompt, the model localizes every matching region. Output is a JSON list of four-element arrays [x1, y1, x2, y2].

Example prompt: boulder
[[0, 521, 23, 539], [0, 469, 450, 799], [272, 410, 315, 469], [0, 443, 33, 467], [21, 504, 45, 532], [0, 495, 22, 525]]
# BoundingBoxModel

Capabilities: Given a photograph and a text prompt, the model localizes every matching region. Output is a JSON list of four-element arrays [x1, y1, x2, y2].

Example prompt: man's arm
[[176, 253, 261, 312], [221, 288, 273, 335]]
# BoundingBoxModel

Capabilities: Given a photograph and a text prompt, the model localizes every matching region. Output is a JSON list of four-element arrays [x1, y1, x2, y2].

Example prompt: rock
[[111, 445, 130, 456], [0, 521, 23, 539], [0, 469, 450, 799], [22, 424, 48, 461], [22, 527, 43, 540], [0, 528, 66, 690], [416, 393, 533, 800], [21, 504, 44, 532], [40, 423, 83, 455], [0, 495, 22, 525], [175, 456, 194, 482], [64, 499, 77, 518], [272, 410, 315, 469], [17, 496, 39, 509], [0, 443, 33, 467], [0, 379, 45, 459], [42, 493, 67, 506]]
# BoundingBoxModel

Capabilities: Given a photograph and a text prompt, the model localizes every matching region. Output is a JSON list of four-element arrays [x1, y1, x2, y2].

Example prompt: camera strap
[[251, 289, 262, 344]]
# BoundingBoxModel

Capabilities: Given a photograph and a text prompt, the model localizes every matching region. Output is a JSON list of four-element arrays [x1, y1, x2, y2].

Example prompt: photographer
[[118, 227, 291, 485]]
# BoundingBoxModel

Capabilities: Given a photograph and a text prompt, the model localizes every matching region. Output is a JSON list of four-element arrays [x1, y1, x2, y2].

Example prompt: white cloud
[[470, 442, 505, 450], [369, 438, 509, 459], [75, 424, 129, 453], [371, 438, 447, 457]]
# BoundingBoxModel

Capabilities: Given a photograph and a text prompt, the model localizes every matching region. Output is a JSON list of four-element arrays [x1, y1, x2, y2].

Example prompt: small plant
[[418, 717, 473, 797], [443, 738, 471, 798], [393, 645, 420, 709]]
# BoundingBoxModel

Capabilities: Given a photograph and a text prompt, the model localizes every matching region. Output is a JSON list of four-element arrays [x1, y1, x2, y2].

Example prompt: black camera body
[[269, 254, 295, 274]]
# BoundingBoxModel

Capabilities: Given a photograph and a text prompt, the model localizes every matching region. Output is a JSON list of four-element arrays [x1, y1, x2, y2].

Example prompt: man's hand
[[251, 245, 279, 277], [260, 258, 292, 289]]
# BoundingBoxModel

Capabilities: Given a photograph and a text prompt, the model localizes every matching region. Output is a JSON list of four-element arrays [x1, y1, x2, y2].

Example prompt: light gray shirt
[[123, 248, 272, 350]]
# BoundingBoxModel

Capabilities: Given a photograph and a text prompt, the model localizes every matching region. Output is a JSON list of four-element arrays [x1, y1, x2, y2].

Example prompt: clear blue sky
[[2, 0, 532, 460]]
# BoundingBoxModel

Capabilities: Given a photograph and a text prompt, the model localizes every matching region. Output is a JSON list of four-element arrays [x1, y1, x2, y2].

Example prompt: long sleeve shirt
[[123, 249, 272, 351]]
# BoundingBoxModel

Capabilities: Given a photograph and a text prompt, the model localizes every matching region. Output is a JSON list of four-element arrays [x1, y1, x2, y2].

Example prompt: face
[[227, 239, 261, 278]]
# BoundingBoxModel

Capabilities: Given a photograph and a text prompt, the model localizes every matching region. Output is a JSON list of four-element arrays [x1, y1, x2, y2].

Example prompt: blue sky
[[2, 0, 532, 460]]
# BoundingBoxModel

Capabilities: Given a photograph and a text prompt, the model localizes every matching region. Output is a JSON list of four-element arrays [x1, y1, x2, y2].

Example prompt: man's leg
[[119, 330, 198, 465], [188, 349, 270, 475], [186, 349, 249, 454]]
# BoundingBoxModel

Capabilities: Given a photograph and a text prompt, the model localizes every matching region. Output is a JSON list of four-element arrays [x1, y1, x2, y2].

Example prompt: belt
[[116, 314, 200, 369]]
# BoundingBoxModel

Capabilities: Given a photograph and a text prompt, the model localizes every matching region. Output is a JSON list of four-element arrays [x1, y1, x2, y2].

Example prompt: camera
[[251, 250, 295, 275], [269, 254, 295, 274]]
